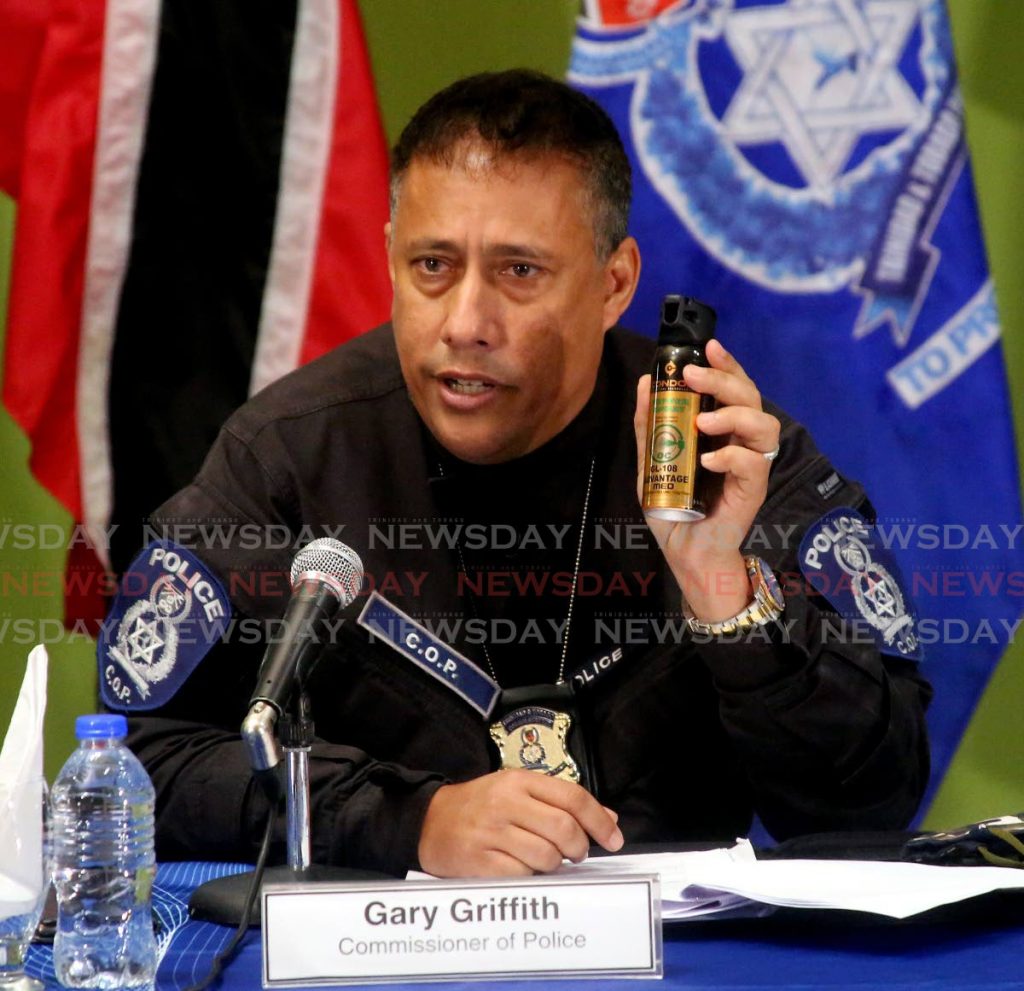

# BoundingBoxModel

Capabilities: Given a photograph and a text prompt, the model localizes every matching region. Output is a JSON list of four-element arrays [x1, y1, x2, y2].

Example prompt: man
[[108, 70, 931, 877]]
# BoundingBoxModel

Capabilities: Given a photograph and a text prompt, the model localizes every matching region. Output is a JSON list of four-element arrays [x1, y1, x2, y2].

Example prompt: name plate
[[262, 874, 662, 986]]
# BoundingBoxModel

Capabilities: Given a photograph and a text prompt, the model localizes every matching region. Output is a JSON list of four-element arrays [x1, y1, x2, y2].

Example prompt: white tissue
[[0, 645, 48, 915]]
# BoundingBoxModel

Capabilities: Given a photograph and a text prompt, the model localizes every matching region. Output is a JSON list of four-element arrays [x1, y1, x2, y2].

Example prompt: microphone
[[190, 537, 386, 927], [242, 538, 364, 771]]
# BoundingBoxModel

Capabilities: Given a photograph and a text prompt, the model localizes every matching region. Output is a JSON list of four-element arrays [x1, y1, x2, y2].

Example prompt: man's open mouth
[[444, 378, 495, 395]]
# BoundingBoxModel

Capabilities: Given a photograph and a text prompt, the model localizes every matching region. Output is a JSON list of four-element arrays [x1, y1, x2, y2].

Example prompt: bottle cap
[[75, 713, 128, 740], [657, 295, 716, 346]]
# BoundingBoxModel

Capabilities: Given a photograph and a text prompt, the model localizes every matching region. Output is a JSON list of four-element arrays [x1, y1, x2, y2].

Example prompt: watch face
[[763, 564, 785, 610], [752, 557, 785, 610]]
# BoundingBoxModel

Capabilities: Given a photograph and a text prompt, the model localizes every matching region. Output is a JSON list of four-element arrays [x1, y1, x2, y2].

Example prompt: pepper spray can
[[641, 295, 717, 522]]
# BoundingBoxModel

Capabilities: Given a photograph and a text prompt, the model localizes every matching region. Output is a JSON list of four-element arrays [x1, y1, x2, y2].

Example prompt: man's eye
[[417, 257, 446, 274], [508, 263, 537, 278]]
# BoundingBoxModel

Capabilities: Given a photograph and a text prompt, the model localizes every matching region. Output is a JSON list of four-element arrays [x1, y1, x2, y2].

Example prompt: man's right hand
[[417, 770, 624, 877]]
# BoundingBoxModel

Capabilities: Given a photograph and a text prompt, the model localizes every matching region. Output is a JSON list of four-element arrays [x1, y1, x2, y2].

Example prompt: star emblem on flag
[[720, 0, 923, 189]]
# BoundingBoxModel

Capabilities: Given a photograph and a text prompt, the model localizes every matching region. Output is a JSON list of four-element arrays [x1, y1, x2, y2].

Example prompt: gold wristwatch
[[685, 556, 785, 636]]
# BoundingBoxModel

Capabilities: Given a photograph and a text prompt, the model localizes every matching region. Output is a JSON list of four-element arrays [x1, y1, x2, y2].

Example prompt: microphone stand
[[277, 686, 379, 884], [189, 684, 390, 927], [283, 693, 314, 871]]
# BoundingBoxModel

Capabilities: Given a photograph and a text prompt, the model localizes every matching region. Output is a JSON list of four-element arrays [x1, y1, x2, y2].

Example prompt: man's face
[[387, 146, 638, 464]]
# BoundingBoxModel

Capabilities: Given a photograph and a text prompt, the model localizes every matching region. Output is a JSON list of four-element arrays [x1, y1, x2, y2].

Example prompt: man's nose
[[442, 269, 501, 349]]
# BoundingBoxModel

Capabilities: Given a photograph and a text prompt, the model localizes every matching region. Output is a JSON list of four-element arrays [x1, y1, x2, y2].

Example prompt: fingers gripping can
[[642, 295, 717, 522]]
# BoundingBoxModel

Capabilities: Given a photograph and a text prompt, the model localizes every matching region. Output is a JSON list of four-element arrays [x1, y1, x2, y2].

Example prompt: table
[[27, 862, 1024, 990]]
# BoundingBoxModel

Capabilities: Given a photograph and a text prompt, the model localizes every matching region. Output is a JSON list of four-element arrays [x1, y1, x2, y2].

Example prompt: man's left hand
[[634, 339, 780, 622]]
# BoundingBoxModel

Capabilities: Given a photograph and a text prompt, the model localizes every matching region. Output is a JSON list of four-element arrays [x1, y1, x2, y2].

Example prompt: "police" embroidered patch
[[98, 541, 232, 710], [799, 507, 922, 660]]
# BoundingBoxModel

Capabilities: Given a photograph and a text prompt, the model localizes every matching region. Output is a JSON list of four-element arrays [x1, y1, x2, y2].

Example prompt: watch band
[[685, 555, 785, 636]]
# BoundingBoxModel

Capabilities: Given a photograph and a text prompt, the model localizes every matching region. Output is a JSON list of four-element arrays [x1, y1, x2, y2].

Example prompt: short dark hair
[[390, 69, 632, 258]]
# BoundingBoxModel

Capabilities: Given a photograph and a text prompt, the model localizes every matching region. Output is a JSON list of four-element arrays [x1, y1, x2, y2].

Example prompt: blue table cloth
[[27, 861, 1024, 990]]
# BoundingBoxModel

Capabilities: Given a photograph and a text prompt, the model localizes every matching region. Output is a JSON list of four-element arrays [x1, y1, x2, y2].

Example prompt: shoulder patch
[[98, 541, 232, 710], [799, 507, 922, 661]]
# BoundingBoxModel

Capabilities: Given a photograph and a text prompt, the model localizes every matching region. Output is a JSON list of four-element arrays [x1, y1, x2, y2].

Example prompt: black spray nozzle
[[658, 295, 716, 346]]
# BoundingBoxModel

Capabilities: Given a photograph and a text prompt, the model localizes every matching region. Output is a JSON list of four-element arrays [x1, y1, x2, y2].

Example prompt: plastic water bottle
[[51, 714, 158, 989]]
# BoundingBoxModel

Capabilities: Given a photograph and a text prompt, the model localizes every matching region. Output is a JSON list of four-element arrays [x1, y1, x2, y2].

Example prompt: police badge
[[488, 682, 592, 789], [490, 706, 579, 783]]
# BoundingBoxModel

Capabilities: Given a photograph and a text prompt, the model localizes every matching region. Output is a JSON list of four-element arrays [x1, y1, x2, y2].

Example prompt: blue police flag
[[570, 0, 1024, 811]]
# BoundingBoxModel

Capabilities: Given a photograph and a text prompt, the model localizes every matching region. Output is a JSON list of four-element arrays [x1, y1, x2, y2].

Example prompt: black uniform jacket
[[126, 325, 931, 875]]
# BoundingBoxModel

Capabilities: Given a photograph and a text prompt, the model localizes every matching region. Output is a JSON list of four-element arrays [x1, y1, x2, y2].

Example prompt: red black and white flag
[[1, 0, 392, 627]]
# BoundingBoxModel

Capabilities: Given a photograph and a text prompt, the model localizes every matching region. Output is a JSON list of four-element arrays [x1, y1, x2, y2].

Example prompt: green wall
[[1, 0, 1022, 825]]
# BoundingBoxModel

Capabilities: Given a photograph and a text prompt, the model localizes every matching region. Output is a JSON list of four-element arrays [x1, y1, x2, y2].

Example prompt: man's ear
[[384, 221, 396, 287], [602, 236, 641, 330]]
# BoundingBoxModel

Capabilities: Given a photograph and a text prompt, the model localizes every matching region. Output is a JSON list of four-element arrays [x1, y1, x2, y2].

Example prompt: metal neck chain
[[439, 455, 596, 686]]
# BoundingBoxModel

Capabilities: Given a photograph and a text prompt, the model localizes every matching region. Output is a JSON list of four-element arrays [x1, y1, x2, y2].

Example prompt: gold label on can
[[642, 386, 701, 513]]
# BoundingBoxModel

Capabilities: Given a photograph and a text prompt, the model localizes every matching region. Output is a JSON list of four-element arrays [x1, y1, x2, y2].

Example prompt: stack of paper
[[561, 841, 1024, 920], [409, 838, 1024, 921], [567, 841, 771, 919]]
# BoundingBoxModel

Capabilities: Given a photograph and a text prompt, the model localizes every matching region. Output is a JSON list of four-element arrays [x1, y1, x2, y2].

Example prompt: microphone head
[[290, 538, 364, 607]]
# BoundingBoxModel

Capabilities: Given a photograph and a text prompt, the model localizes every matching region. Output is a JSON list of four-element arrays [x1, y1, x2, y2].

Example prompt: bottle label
[[643, 386, 702, 512]]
